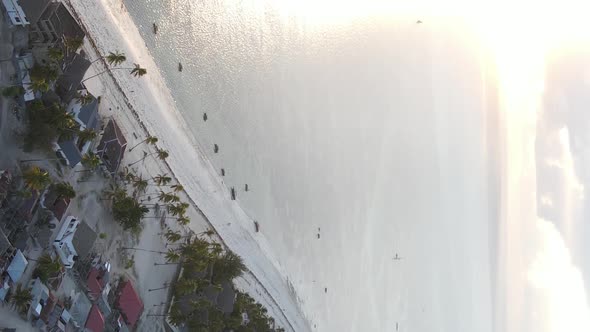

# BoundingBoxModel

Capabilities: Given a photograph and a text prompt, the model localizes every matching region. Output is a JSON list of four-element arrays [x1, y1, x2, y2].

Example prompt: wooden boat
[[178, 62, 183, 72], [254, 221, 259, 232], [153, 23, 158, 34]]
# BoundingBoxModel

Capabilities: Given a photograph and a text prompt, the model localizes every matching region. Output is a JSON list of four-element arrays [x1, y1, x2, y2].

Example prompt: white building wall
[[1, 0, 29, 26], [53, 216, 80, 268]]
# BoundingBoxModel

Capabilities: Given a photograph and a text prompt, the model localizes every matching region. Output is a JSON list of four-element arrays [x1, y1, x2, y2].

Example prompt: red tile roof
[[50, 197, 70, 222], [85, 305, 105, 332], [86, 268, 102, 299], [116, 281, 143, 327]]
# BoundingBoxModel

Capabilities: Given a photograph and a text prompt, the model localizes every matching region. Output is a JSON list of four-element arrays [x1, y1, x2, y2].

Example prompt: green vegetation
[[24, 101, 77, 151], [2, 85, 24, 97], [128, 135, 158, 152], [47, 47, 64, 63], [53, 181, 76, 199], [11, 284, 33, 314], [99, 232, 107, 239], [81, 152, 101, 170], [33, 254, 62, 283], [22, 166, 51, 191], [111, 187, 149, 232], [130, 63, 147, 77], [30, 64, 58, 83], [105, 51, 126, 66]]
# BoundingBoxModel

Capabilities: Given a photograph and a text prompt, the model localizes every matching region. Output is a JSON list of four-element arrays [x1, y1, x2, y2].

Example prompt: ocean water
[[116, 1, 497, 331]]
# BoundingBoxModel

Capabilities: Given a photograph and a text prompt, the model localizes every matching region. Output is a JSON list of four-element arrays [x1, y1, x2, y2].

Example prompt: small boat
[[153, 23, 158, 34], [254, 221, 259, 232], [203, 113, 208, 121], [244, 184, 249, 192], [230, 187, 236, 200], [178, 62, 183, 72], [213, 144, 219, 153], [220, 168, 225, 176]]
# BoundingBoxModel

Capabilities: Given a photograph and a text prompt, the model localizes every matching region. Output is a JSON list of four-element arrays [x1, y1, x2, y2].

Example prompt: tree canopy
[[111, 190, 148, 232]]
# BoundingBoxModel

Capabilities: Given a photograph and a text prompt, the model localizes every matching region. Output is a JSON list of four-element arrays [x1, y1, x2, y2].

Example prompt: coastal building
[[86, 261, 111, 301], [37, 296, 70, 331], [1, 0, 29, 26], [53, 217, 96, 268], [24, 2, 84, 45], [96, 119, 128, 176], [115, 280, 144, 328], [14, 52, 35, 102], [68, 291, 92, 329], [18, 0, 50, 26], [54, 92, 100, 167], [17, 188, 40, 223], [84, 304, 105, 332], [0, 249, 27, 301], [29, 277, 50, 319], [41, 184, 72, 224], [55, 55, 91, 103]]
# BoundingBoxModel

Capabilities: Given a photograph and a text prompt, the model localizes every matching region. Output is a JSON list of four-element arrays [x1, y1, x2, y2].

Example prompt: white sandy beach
[[65, 0, 310, 330]]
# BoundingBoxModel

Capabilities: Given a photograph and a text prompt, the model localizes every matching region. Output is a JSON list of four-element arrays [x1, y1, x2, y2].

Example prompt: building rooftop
[[0, 228, 12, 257], [96, 119, 127, 175], [84, 304, 105, 332], [72, 221, 96, 260], [77, 97, 99, 131], [57, 139, 82, 167], [18, 0, 51, 25], [56, 54, 91, 103], [69, 291, 91, 328], [6, 249, 27, 283], [116, 281, 143, 327]]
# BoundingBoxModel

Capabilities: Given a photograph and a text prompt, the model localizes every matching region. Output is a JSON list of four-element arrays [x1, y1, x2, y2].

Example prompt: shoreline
[[63, 1, 306, 331]]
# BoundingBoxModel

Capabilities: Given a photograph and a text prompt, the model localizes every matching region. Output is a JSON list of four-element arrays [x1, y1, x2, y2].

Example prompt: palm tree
[[168, 202, 189, 217], [34, 254, 62, 282], [11, 284, 33, 314], [129, 148, 169, 166], [105, 51, 126, 66], [63, 36, 83, 53], [82, 63, 147, 83], [168, 305, 187, 327], [153, 174, 172, 186], [91, 50, 126, 65], [211, 251, 246, 284], [128, 135, 158, 152], [158, 191, 179, 204], [53, 182, 76, 200], [165, 249, 181, 263], [47, 47, 64, 62], [198, 229, 215, 238], [164, 230, 182, 243], [30, 78, 49, 93], [154, 148, 169, 161], [22, 166, 51, 191], [130, 63, 147, 77], [176, 216, 190, 225], [76, 92, 94, 106], [132, 175, 149, 194], [81, 152, 101, 170], [77, 128, 97, 144], [170, 184, 184, 192]]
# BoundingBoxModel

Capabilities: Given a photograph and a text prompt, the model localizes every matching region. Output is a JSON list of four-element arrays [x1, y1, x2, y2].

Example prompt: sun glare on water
[[274, 0, 590, 115]]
